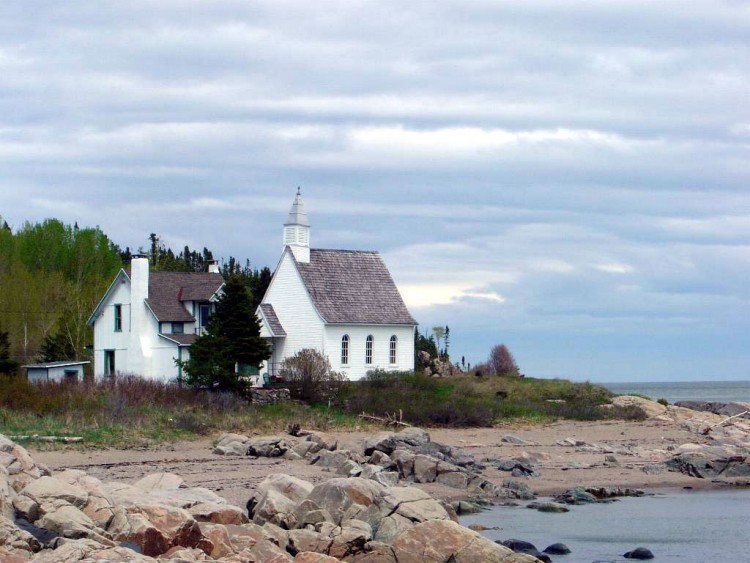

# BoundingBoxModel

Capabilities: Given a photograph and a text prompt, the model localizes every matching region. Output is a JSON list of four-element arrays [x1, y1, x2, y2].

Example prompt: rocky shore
[[4, 395, 749, 561]]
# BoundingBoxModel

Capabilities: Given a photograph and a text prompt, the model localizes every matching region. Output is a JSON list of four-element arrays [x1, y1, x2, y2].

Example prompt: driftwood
[[358, 410, 411, 427], [702, 410, 750, 435], [9, 435, 83, 443]]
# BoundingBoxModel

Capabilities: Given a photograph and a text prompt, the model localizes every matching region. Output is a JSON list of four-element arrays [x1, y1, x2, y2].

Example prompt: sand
[[31, 403, 741, 508]]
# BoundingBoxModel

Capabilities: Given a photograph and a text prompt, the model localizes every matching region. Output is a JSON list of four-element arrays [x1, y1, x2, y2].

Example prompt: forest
[[0, 216, 270, 373]]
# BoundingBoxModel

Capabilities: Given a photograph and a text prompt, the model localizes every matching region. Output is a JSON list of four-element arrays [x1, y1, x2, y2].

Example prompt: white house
[[87, 257, 224, 380], [258, 190, 417, 380]]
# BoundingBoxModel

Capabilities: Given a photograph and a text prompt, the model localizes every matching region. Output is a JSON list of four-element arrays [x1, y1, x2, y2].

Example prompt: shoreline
[[31, 397, 750, 507]]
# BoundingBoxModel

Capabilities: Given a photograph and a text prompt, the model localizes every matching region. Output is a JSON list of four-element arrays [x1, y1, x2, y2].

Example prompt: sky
[[1, 1, 749, 382]]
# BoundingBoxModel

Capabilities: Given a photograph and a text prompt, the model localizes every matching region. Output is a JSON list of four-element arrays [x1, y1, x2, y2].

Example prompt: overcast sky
[[1, 1, 749, 382]]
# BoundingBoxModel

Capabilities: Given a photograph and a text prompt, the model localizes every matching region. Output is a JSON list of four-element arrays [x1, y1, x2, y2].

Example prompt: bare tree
[[488, 344, 520, 377], [280, 349, 346, 403]]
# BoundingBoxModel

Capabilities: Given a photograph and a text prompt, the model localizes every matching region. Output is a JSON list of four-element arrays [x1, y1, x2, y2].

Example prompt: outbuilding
[[23, 361, 90, 383]]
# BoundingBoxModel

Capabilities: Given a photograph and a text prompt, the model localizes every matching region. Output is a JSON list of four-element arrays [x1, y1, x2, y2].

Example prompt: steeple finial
[[297, 186, 301, 196]]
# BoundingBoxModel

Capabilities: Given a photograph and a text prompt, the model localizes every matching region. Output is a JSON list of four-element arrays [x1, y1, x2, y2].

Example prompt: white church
[[258, 190, 417, 380]]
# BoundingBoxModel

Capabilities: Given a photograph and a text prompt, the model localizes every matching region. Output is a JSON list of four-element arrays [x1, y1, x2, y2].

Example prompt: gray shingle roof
[[259, 304, 286, 336], [294, 249, 417, 325], [146, 271, 224, 322]]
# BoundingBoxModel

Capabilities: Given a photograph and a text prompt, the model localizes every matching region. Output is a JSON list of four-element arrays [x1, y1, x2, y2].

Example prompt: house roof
[[259, 304, 286, 336], [22, 361, 90, 369], [294, 249, 417, 325], [146, 271, 224, 322], [159, 333, 198, 346]]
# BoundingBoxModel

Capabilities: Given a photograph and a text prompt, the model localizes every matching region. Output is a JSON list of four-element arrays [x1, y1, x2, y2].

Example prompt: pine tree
[[179, 275, 271, 392], [0, 329, 18, 375]]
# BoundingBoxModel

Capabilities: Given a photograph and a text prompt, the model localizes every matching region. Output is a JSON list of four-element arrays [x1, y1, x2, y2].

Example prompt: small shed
[[23, 361, 90, 383]]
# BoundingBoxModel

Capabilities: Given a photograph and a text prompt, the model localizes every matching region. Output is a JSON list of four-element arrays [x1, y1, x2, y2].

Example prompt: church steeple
[[284, 187, 310, 263]]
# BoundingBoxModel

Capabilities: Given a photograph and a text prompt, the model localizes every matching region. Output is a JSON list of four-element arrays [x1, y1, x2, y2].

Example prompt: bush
[[279, 349, 346, 403]]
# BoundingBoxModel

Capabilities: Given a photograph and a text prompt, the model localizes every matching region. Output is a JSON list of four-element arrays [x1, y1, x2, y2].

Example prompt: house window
[[114, 304, 122, 332], [172, 322, 184, 334], [104, 350, 115, 376], [341, 335, 350, 365], [390, 335, 397, 365], [199, 303, 210, 328], [365, 335, 373, 365]]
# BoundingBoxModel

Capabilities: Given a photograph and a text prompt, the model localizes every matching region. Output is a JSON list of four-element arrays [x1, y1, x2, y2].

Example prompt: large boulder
[[54, 470, 116, 530], [0, 435, 50, 493], [391, 520, 539, 562], [293, 478, 384, 529], [0, 515, 41, 554], [249, 474, 314, 528]]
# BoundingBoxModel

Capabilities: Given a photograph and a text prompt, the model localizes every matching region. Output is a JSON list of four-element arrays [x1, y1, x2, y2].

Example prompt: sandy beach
[[31, 398, 748, 508]]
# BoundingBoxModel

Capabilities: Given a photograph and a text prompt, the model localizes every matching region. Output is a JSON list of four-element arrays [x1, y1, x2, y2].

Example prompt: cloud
[[1, 0, 749, 380]]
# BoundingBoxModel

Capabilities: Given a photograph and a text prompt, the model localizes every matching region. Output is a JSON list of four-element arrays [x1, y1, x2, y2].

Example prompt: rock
[[108, 504, 206, 557], [500, 479, 536, 500], [18, 476, 88, 509], [249, 474, 314, 528], [54, 470, 116, 530], [390, 450, 415, 479], [36, 500, 111, 543], [306, 432, 339, 453], [435, 470, 470, 489], [368, 451, 392, 467], [453, 501, 484, 515], [499, 539, 551, 562], [363, 428, 430, 456], [413, 455, 438, 483], [666, 452, 750, 479], [294, 441, 317, 458], [335, 459, 363, 478], [213, 433, 250, 456], [526, 501, 569, 513], [624, 546, 655, 559], [246, 436, 292, 457], [392, 520, 535, 562], [133, 472, 186, 492], [188, 501, 248, 525], [0, 466, 15, 520], [0, 435, 50, 493], [198, 522, 234, 558], [293, 478, 384, 529], [0, 515, 41, 554], [554, 487, 599, 505], [30, 538, 144, 563], [294, 552, 343, 563], [543, 542, 571, 554], [641, 463, 667, 475], [501, 435, 527, 445]]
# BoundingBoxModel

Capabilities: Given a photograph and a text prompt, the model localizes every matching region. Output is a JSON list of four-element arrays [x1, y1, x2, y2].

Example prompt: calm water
[[462, 489, 750, 562], [601, 380, 750, 404]]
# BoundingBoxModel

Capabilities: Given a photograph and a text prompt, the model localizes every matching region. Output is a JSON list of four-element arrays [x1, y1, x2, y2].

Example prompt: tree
[[40, 327, 77, 362], [0, 329, 18, 375], [432, 326, 445, 353], [414, 329, 438, 370], [279, 348, 345, 403], [179, 274, 271, 392], [488, 344, 520, 377]]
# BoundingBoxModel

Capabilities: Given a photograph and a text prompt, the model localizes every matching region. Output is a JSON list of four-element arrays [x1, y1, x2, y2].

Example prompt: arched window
[[365, 335, 373, 365], [389, 335, 397, 365], [341, 335, 349, 365]]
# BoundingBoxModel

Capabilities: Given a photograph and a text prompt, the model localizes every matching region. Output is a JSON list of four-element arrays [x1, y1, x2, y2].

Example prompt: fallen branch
[[702, 410, 750, 435], [358, 412, 412, 427], [9, 435, 84, 443]]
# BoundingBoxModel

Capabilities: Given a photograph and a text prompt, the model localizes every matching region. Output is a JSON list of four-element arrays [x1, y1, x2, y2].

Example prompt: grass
[[0, 375, 363, 449], [0, 371, 637, 448], [338, 371, 619, 427]]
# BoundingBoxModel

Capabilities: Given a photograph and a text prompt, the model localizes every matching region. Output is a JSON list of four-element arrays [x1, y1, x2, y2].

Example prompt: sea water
[[601, 380, 750, 404], [461, 488, 750, 562]]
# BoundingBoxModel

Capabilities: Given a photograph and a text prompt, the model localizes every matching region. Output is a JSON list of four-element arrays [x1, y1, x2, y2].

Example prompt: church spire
[[283, 187, 310, 263]]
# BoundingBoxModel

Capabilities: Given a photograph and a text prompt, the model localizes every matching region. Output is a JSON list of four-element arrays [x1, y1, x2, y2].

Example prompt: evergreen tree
[[40, 328, 77, 362], [0, 329, 18, 374], [179, 274, 271, 392]]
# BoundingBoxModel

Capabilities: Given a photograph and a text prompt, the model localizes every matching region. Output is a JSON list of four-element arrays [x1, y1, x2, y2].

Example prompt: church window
[[389, 335, 397, 365], [341, 335, 350, 365], [365, 335, 373, 365]]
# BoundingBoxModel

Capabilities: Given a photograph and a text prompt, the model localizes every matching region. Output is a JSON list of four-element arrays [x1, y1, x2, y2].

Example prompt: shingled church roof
[[293, 248, 416, 325]]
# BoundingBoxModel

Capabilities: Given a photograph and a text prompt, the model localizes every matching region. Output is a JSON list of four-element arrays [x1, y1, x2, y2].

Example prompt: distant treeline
[[0, 217, 270, 372]]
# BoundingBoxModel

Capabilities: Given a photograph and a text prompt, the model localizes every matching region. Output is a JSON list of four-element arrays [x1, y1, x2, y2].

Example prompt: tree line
[[0, 216, 270, 374]]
